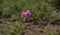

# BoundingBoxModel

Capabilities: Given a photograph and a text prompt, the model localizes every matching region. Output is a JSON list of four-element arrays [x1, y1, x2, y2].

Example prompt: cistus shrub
[[1, 0, 55, 20]]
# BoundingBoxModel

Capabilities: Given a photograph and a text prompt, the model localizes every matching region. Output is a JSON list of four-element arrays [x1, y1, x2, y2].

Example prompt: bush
[[0, 0, 55, 21], [0, 21, 26, 35]]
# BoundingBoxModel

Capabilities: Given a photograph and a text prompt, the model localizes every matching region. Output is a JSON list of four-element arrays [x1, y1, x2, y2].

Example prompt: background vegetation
[[0, 0, 60, 35]]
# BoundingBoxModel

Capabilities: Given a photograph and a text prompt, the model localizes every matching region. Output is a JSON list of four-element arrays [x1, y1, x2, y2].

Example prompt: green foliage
[[8, 21, 26, 35], [0, 0, 55, 22], [2, 0, 16, 17], [45, 22, 55, 35], [46, 32, 55, 35], [0, 0, 3, 17], [0, 21, 26, 35], [0, 0, 55, 21], [22, 0, 55, 17]]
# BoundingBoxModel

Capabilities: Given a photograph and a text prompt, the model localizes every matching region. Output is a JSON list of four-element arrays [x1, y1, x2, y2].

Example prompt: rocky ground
[[0, 19, 60, 35], [0, 9, 60, 35]]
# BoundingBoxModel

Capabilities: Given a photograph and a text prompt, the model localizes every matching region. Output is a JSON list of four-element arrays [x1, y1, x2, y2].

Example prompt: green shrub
[[0, 21, 26, 35], [1, 0, 55, 21]]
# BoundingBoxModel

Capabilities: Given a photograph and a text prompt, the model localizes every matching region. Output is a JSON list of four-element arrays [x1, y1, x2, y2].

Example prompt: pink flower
[[21, 10, 31, 20]]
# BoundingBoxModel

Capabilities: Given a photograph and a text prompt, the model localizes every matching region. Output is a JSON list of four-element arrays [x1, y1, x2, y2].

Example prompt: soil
[[0, 9, 60, 35], [24, 23, 60, 35]]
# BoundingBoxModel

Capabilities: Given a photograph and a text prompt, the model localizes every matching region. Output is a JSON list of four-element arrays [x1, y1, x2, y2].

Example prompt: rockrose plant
[[21, 10, 31, 21]]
